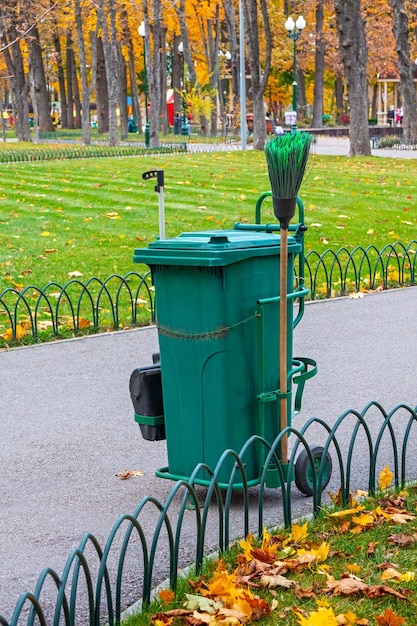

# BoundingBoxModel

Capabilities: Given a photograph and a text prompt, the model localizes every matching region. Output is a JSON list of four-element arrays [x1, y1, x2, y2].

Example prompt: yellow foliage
[[296, 606, 338, 626], [288, 522, 309, 544], [379, 466, 394, 491]]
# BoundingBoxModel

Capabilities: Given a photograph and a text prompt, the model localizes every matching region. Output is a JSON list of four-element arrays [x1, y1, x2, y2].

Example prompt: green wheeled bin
[[133, 228, 315, 488]]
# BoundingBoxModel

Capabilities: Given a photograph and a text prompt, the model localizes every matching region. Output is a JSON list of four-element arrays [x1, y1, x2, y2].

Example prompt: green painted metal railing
[[1, 241, 416, 346], [305, 240, 417, 298], [0, 272, 155, 344], [0, 143, 187, 163], [1, 400, 416, 625]]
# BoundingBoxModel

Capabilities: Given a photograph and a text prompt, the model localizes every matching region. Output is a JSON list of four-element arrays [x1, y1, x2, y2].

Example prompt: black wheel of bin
[[295, 446, 332, 496]]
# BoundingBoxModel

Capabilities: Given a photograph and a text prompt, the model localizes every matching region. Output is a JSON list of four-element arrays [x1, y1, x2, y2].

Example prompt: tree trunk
[[312, 1, 325, 128], [28, 62, 40, 143], [173, 34, 182, 123], [120, 8, 142, 130], [243, 0, 272, 150], [388, 0, 417, 140], [53, 28, 68, 128], [335, 73, 344, 121], [117, 43, 128, 140], [160, 26, 169, 135], [1, 20, 31, 142], [75, 0, 91, 144], [96, 37, 109, 134], [208, 7, 221, 136], [335, 0, 371, 156], [143, 0, 162, 147], [66, 33, 74, 129], [97, 0, 119, 146], [72, 60, 82, 129], [29, 27, 53, 132]]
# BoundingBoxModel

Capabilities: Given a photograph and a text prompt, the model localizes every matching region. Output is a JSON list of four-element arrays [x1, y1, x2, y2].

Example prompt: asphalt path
[[1, 137, 417, 620], [2, 287, 417, 618]]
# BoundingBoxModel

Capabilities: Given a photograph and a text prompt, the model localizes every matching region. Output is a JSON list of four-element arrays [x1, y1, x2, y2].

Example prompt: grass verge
[[124, 476, 417, 625]]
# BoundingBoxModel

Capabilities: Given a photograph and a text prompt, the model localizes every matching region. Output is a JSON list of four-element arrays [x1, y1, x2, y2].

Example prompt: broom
[[264, 132, 312, 465]]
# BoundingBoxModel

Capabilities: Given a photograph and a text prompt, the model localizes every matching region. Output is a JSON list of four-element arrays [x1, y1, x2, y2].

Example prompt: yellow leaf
[[400, 571, 415, 582], [379, 466, 394, 491], [339, 609, 359, 625], [351, 513, 375, 527], [40, 231, 51, 237], [296, 606, 338, 626], [289, 523, 309, 544], [310, 542, 330, 563], [328, 506, 364, 518], [381, 567, 401, 581], [346, 563, 361, 573], [105, 211, 120, 219], [3, 323, 26, 340]]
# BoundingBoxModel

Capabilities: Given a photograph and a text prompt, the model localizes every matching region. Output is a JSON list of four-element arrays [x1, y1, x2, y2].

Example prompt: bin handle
[[292, 357, 317, 415]]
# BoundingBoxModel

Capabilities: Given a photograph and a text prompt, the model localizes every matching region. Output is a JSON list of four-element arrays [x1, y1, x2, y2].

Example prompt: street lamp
[[138, 21, 150, 147], [285, 14, 306, 131], [177, 42, 188, 136]]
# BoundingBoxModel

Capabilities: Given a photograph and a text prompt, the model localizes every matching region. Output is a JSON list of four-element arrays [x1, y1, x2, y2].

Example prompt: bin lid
[[133, 229, 300, 267]]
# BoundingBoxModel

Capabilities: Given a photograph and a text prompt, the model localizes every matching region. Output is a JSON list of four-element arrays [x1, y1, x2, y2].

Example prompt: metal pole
[[239, 0, 247, 150], [292, 38, 297, 120], [143, 37, 150, 148]]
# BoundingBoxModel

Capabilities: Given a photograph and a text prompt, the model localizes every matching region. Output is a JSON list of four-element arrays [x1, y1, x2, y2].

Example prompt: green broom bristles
[[265, 132, 313, 199]]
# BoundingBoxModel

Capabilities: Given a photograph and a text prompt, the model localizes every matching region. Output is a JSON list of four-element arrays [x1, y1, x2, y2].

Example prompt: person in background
[[396, 107, 403, 127], [387, 106, 395, 127]]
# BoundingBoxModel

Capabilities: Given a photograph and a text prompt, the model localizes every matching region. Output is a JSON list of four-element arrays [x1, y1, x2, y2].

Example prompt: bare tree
[[388, 0, 417, 140], [334, 0, 371, 156]]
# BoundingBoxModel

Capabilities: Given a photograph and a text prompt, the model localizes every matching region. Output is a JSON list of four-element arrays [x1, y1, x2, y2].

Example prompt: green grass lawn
[[1, 149, 416, 293]]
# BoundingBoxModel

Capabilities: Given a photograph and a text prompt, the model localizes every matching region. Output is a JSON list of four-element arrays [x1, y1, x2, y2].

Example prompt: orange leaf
[[78, 317, 91, 329], [158, 589, 175, 604], [375, 608, 406, 625]]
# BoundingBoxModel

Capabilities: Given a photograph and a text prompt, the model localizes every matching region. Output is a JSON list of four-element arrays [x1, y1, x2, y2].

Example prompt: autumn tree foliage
[[0, 0, 417, 152]]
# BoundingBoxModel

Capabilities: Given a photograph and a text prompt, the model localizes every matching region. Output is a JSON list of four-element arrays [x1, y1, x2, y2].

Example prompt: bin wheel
[[295, 446, 332, 496]]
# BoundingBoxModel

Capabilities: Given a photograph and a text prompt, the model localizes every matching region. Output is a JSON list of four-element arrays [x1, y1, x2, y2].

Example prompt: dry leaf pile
[[149, 467, 417, 625]]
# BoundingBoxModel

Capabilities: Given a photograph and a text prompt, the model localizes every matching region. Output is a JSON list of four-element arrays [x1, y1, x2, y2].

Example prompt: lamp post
[[138, 21, 150, 147], [177, 42, 188, 136], [284, 15, 306, 131]]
